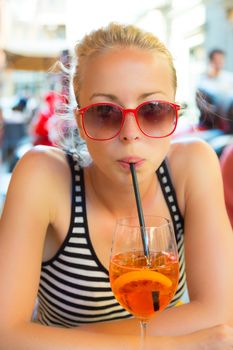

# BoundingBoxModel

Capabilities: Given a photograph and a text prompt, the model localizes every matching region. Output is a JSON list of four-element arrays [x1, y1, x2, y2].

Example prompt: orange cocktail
[[110, 251, 179, 320]]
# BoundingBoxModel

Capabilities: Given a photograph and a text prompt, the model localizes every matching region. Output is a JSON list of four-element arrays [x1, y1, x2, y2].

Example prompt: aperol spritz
[[109, 216, 179, 349]]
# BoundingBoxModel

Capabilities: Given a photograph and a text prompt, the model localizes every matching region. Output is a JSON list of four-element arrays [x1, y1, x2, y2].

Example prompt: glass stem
[[140, 320, 148, 350]]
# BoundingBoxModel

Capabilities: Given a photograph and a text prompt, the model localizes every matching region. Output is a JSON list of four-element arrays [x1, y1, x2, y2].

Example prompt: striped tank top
[[37, 153, 186, 327]]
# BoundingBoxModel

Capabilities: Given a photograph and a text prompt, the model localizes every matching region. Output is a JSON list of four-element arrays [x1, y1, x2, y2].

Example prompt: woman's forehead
[[84, 46, 169, 70], [79, 48, 174, 103], [79, 48, 172, 84]]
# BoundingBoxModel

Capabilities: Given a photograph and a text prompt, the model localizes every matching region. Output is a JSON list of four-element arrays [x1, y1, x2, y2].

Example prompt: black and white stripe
[[157, 161, 186, 307], [37, 154, 186, 327]]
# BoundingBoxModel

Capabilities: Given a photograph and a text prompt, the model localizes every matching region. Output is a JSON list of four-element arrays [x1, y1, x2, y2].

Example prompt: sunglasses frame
[[78, 100, 180, 141]]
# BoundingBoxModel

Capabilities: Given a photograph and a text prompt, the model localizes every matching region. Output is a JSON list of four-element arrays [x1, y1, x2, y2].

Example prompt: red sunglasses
[[78, 100, 180, 141]]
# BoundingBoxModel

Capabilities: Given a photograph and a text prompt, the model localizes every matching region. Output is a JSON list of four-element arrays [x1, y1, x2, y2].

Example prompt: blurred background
[[0, 0, 233, 210]]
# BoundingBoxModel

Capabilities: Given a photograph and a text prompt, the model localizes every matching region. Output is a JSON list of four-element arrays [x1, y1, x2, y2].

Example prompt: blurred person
[[12, 96, 28, 112], [0, 23, 233, 350], [1, 95, 29, 167], [220, 142, 233, 228], [196, 49, 233, 132]]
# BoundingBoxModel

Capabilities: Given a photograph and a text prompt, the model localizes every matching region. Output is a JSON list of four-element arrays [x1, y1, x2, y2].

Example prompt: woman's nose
[[119, 112, 141, 141]]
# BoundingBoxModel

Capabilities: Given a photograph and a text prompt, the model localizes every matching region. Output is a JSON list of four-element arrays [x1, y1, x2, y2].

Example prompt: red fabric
[[33, 91, 67, 146], [220, 143, 233, 228], [33, 111, 53, 146]]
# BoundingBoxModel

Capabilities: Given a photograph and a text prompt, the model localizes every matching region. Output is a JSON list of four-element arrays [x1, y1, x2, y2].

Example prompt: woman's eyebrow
[[139, 91, 165, 99], [90, 93, 119, 102]]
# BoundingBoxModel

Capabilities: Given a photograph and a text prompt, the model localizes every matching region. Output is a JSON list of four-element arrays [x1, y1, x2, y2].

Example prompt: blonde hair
[[73, 22, 177, 105]]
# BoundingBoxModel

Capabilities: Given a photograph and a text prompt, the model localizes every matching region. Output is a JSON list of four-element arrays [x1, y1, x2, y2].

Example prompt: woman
[[0, 23, 233, 350]]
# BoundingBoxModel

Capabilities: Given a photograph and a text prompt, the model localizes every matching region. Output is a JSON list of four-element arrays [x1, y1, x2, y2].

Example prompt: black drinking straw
[[129, 163, 149, 258]]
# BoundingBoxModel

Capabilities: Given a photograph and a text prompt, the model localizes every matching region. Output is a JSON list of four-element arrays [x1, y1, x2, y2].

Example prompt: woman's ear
[[74, 107, 86, 140]]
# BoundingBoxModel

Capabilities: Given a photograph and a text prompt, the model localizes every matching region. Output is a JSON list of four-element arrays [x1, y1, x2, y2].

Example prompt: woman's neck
[[84, 164, 158, 218]]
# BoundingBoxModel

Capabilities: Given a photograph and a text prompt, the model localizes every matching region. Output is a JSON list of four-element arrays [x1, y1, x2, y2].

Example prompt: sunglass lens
[[138, 102, 176, 137], [84, 104, 122, 140]]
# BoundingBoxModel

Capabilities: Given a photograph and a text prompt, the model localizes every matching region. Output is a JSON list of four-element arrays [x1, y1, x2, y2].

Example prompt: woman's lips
[[117, 157, 144, 169]]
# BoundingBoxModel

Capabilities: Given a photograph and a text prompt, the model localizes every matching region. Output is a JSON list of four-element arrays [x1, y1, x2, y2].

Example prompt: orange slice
[[112, 270, 172, 293]]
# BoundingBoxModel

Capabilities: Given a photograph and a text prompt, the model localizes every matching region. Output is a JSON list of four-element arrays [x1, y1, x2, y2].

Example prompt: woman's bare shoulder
[[10, 146, 71, 190], [169, 137, 218, 169], [16, 145, 68, 172], [167, 138, 220, 214], [2, 146, 71, 227], [7, 146, 70, 208]]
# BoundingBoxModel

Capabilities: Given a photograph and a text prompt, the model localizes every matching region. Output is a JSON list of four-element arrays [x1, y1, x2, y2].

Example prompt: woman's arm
[[149, 140, 233, 335], [2, 321, 233, 350], [1, 320, 177, 350]]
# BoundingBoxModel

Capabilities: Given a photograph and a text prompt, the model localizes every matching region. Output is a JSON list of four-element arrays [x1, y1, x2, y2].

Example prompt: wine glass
[[109, 215, 179, 350]]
